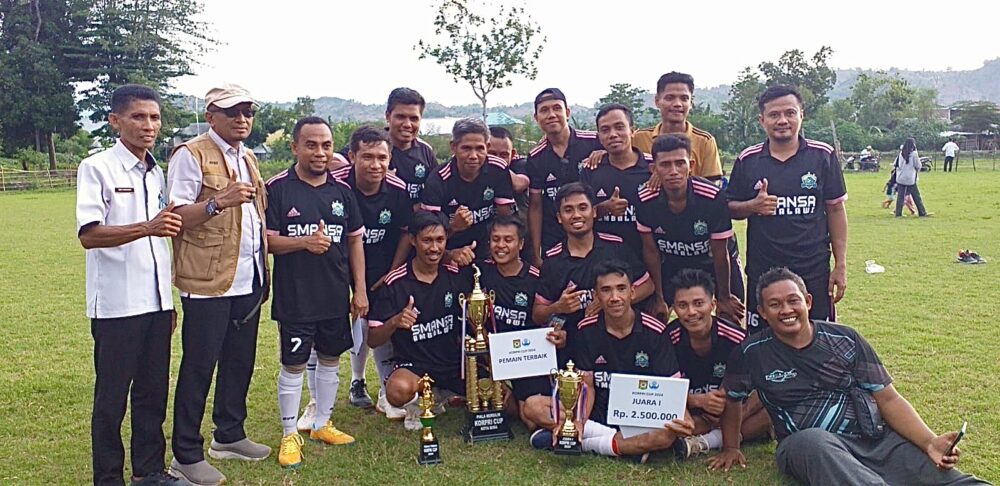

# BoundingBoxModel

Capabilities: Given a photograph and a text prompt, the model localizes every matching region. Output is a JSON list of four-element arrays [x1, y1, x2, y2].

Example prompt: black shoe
[[349, 379, 374, 408], [530, 428, 553, 451], [131, 471, 191, 485]]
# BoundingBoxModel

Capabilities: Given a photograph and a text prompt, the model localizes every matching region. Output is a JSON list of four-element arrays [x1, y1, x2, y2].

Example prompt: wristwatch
[[206, 196, 223, 216]]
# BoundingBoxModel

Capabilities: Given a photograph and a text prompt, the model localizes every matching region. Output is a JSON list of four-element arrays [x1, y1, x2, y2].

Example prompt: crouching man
[[709, 267, 989, 486]]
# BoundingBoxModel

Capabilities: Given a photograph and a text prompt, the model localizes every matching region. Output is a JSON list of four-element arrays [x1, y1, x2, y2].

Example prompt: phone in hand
[[946, 421, 968, 455]]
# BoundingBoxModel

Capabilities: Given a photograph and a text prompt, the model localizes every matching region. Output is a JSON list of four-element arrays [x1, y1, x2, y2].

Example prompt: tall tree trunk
[[35, 130, 42, 152], [47, 132, 57, 171]]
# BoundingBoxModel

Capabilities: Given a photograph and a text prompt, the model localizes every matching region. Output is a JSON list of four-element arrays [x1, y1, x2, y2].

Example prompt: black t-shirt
[[722, 320, 892, 441], [420, 156, 515, 259], [573, 311, 680, 425], [265, 166, 365, 322], [579, 149, 651, 260], [666, 317, 745, 395], [368, 261, 473, 370], [526, 128, 603, 249], [477, 259, 542, 332], [726, 137, 847, 279], [390, 138, 436, 203], [332, 166, 414, 289], [535, 233, 650, 343], [636, 177, 736, 285], [509, 156, 529, 217]]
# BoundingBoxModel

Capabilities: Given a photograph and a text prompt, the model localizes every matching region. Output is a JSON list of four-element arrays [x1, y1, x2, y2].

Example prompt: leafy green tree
[[722, 67, 765, 151], [688, 104, 730, 152], [849, 72, 917, 131], [416, 0, 545, 119], [758, 46, 836, 114], [952, 101, 1000, 134]]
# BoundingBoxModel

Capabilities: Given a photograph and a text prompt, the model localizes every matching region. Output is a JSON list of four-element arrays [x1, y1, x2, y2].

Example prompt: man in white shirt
[[942, 139, 960, 172], [76, 84, 186, 485], [166, 84, 271, 486]]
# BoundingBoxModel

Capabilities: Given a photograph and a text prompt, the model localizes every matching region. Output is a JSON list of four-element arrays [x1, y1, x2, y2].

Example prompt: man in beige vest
[[166, 83, 270, 486]]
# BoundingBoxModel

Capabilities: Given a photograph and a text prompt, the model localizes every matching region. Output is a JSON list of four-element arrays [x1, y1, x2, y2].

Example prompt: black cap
[[534, 88, 567, 111]]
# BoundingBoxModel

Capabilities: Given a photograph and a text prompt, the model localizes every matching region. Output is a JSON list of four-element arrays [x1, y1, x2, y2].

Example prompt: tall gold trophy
[[553, 360, 583, 455], [417, 374, 442, 465], [460, 264, 513, 444]]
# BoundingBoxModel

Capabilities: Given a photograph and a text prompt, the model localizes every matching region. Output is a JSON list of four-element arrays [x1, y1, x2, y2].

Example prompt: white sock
[[372, 343, 395, 392], [350, 318, 369, 382], [580, 420, 618, 456], [702, 428, 724, 450], [581, 420, 617, 440], [314, 361, 340, 428], [277, 368, 303, 435], [402, 393, 420, 414], [305, 350, 318, 401]]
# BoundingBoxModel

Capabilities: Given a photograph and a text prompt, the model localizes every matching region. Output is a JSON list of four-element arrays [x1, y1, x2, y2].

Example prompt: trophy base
[[417, 440, 442, 465], [553, 435, 582, 456], [462, 410, 513, 444]]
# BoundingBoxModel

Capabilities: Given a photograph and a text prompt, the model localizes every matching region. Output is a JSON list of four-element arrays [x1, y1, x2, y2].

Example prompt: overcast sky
[[173, 0, 1000, 107]]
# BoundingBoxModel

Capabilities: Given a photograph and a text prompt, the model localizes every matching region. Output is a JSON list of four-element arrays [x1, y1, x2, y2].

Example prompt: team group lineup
[[77, 73, 988, 486]]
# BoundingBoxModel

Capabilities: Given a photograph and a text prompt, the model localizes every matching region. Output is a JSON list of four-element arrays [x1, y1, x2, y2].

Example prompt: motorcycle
[[844, 153, 881, 172]]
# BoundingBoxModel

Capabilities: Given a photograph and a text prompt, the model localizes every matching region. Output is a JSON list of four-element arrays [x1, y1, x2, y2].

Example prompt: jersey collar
[[285, 163, 337, 186], [761, 135, 809, 161]]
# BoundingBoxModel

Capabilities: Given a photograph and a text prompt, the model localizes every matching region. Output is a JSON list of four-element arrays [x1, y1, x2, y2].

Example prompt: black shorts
[[746, 269, 834, 333], [279, 316, 353, 366], [391, 361, 465, 396], [510, 375, 553, 402]]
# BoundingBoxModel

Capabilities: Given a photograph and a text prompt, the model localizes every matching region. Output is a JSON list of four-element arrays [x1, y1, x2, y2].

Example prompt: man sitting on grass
[[709, 267, 989, 486]]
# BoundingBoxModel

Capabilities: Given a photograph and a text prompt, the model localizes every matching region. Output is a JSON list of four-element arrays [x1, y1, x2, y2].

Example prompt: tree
[[688, 104, 730, 152], [848, 72, 918, 131], [722, 67, 765, 151], [598, 83, 656, 127], [758, 47, 836, 114], [952, 101, 1000, 134], [416, 0, 545, 119]]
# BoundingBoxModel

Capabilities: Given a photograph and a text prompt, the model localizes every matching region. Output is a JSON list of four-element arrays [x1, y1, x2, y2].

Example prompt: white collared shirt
[[76, 140, 174, 319], [166, 129, 264, 298]]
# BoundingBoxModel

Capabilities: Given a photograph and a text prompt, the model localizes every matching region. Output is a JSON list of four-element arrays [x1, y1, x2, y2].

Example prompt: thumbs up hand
[[607, 186, 629, 216], [147, 201, 182, 237], [395, 295, 418, 330], [304, 219, 332, 254], [753, 178, 778, 216]]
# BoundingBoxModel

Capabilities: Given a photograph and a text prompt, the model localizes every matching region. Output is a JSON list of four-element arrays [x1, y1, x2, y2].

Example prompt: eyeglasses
[[210, 106, 256, 118]]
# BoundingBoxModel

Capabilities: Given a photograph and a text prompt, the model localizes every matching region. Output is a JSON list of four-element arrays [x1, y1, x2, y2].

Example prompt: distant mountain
[[830, 58, 1000, 105]]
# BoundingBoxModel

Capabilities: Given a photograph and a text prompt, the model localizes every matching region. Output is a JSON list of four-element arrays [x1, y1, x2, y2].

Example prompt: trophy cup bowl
[[461, 265, 512, 444], [554, 361, 583, 455]]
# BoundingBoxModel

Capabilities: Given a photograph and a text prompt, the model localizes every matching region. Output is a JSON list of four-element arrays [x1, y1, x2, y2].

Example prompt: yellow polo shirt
[[632, 121, 723, 179]]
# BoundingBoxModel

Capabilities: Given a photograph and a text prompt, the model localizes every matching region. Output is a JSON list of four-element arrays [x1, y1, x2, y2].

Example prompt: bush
[[14, 148, 48, 170]]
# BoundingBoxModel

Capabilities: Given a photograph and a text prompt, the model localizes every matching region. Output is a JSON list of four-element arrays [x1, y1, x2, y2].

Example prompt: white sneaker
[[865, 259, 885, 274], [378, 389, 406, 421], [297, 400, 316, 432], [403, 405, 423, 431]]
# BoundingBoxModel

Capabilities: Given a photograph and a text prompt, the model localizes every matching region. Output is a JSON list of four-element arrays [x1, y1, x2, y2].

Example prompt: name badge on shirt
[[115, 187, 135, 193]]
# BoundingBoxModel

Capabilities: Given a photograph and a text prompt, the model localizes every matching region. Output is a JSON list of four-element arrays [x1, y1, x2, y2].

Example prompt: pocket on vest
[[177, 229, 225, 280]]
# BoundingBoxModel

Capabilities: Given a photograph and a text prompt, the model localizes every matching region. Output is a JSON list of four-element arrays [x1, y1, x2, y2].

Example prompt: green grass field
[[1, 170, 997, 485]]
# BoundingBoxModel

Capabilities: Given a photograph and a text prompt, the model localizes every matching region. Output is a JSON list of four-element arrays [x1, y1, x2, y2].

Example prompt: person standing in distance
[[941, 138, 959, 172], [77, 84, 187, 485], [166, 83, 271, 486], [726, 85, 848, 332]]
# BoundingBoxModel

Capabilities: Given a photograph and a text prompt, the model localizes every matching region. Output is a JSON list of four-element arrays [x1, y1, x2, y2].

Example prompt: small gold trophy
[[417, 374, 441, 465], [460, 264, 512, 443], [553, 360, 583, 455]]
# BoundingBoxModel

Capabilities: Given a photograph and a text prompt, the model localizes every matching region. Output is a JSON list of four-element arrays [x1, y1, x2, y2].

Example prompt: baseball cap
[[205, 83, 259, 110], [534, 88, 567, 111]]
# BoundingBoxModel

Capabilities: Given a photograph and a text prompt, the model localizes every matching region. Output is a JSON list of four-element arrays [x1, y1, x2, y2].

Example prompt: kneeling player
[[368, 211, 473, 430], [665, 269, 771, 460], [478, 215, 566, 427], [522, 261, 694, 461]]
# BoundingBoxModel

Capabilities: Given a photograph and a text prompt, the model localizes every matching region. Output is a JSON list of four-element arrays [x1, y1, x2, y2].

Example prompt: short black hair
[[755, 267, 808, 306], [111, 84, 160, 114], [758, 85, 803, 113], [554, 182, 596, 208], [651, 134, 692, 158], [487, 214, 526, 240], [292, 116, 331, 142], [386, 87, 426, 115], [409, 210, 448, 237], [656, 72, 695, 95], [595, 103, 633, 129], [489, 126, 513, 141], [452, 118, 489, 143], [670, 268, 715, 300], [349, 125, 391, 153], [594, 260, 631, 285]]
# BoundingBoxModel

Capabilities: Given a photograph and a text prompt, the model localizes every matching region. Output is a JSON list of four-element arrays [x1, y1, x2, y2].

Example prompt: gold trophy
[[417, 374, 442, 465], [460, 264, 512, 443], [553, 360, 583, 455]]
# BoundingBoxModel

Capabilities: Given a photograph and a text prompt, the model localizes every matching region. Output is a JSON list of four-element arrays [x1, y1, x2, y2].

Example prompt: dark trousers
[[171, 274, 264, 465], [776, 427, 990, 486], [944, 156, 955, 172], [895, 183, 928, 217], [92, 311, 173, 485]]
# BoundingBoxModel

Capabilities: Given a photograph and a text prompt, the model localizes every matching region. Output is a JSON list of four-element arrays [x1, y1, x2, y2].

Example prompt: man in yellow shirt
[[632, 72, 723, 181]]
